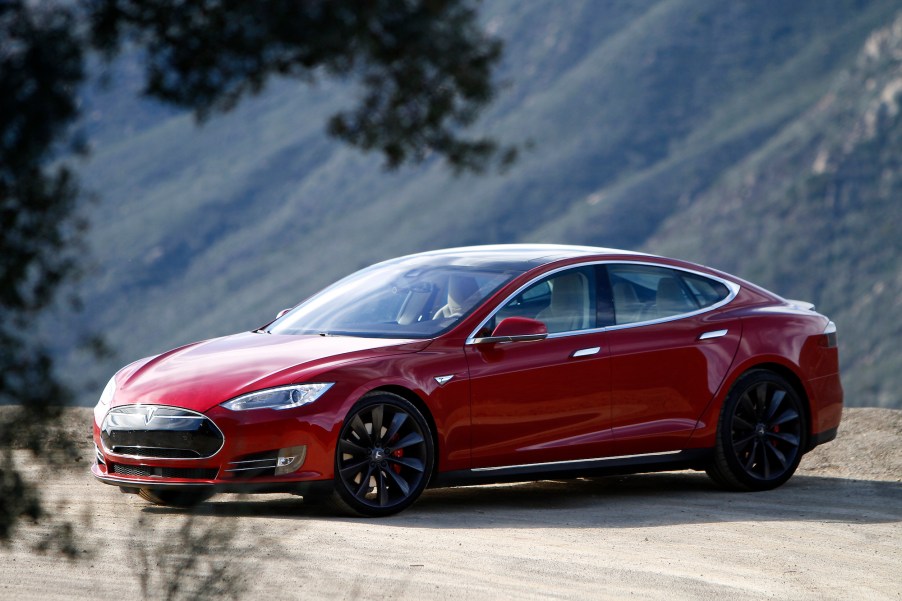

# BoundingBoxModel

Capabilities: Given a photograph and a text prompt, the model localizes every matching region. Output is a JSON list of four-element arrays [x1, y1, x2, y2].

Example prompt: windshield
[[267, 255, 520, 338]]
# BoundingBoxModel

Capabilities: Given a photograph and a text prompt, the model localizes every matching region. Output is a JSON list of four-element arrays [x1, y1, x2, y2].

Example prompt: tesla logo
[[143, 407, 156, 425]]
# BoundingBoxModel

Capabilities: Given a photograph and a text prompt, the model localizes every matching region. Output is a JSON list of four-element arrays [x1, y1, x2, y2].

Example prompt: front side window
[[607, 264, 729, 325], [482, 267, 597, 335]]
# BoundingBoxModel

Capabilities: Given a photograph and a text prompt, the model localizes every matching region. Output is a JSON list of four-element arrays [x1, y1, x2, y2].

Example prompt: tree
[[0, 0, 508, 542], [0, 0, 85, 542]]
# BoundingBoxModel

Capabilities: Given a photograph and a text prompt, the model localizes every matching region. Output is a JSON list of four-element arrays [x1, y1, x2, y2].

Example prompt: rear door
[[603, 263, 741, 455]]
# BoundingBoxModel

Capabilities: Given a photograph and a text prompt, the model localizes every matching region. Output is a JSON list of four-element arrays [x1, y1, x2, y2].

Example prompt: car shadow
[[141, 472, 902, 528]]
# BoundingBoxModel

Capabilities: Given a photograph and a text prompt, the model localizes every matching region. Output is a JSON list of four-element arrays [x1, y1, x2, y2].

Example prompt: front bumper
[[92, 403, 336, 491]]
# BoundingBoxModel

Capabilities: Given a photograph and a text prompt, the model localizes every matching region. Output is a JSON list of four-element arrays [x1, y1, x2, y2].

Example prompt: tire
[[707, 370, 807, 491], [332, 392, 434, 517], [137, 488, 213, 507]]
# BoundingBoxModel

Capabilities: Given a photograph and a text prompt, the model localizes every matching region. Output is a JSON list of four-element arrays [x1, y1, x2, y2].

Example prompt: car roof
[[399, 244, 647, 271]]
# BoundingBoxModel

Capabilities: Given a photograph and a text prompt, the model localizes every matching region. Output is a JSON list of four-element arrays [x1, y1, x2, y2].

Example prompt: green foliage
[[88, 0, 513, 171], [0, 0, 85, 543], [0, 2, 83, 360]]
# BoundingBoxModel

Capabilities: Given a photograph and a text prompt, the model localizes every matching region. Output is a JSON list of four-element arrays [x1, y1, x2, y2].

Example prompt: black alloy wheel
[[333, 393, 434, 517], [707, 370, 807, 491]]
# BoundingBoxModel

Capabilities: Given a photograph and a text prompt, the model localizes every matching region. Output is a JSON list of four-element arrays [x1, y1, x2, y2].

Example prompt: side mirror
[[471, 317, 548, 344], [276, 308, 292, 319]]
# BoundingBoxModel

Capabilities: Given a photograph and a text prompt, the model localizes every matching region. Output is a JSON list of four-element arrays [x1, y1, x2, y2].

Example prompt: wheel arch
[[693, 357, 813, 448]]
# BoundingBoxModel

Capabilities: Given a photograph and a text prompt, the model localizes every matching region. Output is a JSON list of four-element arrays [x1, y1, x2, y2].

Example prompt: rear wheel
[[137, 488, 213, 507], [332, 393, 434, 517], [707, 370, 807, 491]]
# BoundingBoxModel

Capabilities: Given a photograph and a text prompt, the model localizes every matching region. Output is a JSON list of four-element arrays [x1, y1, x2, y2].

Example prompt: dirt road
[[1, 408, 900, 600]]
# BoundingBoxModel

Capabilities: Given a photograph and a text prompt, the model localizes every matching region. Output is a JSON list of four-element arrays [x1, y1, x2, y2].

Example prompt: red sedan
[[92, 245, 842, 516]]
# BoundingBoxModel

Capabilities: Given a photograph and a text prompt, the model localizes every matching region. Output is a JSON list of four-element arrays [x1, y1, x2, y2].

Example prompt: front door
[[465, 266, 614, 468]]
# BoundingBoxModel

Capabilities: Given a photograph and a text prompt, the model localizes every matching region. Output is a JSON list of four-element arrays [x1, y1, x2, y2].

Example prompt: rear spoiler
[[786, 299, 816, 311]]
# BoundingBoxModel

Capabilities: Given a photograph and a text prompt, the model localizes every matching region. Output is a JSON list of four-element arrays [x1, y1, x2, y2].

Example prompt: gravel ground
[[0, 407, 899, 600]]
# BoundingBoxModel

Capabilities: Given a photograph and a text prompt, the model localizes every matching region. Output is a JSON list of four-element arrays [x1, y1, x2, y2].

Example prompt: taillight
[[821, 321, 837, 348]]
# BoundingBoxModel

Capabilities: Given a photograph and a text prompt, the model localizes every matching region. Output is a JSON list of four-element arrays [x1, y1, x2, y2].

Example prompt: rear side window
[[606, 264, 730, 325], [681, 272, 730, 308]]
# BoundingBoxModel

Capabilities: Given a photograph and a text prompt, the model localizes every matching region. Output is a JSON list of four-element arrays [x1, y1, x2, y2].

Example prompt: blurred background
[[48, 0, 902, 408]]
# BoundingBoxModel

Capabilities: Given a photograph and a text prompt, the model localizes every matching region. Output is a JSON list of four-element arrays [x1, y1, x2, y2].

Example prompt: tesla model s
[[92, 245, 842, 516]]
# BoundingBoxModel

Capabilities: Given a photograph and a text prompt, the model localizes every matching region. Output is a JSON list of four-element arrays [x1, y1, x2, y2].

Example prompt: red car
[[92, 245, 842, 516]]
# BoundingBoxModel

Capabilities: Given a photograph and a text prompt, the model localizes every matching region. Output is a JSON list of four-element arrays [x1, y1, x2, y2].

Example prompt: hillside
[[56, 0, 902, 407], [647, 15, 902, 407]]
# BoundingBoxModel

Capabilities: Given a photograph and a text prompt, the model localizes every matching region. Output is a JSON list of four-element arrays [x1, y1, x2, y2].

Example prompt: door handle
[[698, 329, 728, 340], [571, 347, 601, 358]]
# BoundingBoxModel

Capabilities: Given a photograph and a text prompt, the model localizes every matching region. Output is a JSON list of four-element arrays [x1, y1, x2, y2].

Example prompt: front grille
[[111, 447, 200, 458], [110, 463, 218, 480], [225, 451, 278, 478], [101, 405, 224, 459]]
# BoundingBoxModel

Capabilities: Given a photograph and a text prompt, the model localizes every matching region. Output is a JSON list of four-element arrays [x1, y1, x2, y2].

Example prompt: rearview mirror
[[471, 317, 548, 344], [276, 308, 292, 319]]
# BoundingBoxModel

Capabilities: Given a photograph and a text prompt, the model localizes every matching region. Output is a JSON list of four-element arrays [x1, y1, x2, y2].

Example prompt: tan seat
[[655, 276, 693, 317], [433, 275, 480, 319], [536, 272, 590, 333], [612, 281, 641, 324]]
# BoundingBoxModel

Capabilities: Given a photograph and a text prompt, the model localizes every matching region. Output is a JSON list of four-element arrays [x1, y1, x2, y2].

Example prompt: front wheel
[[333, 393, 434, 517], [707, 370, 807, 491]]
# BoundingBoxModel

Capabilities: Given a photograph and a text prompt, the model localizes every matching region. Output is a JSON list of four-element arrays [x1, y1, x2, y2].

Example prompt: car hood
[[111, 331, 427, 413]]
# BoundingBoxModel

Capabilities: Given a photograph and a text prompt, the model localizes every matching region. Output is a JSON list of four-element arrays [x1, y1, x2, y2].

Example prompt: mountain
[[57, 0, 902, 408], [648, 14, 902, 407]]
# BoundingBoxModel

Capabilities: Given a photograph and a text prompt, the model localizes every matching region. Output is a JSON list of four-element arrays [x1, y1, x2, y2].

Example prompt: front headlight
[[98, 376, 116, 406], [220, 383, 334, 411]]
